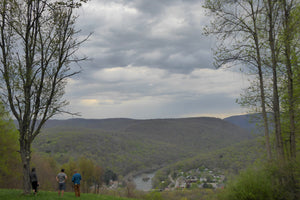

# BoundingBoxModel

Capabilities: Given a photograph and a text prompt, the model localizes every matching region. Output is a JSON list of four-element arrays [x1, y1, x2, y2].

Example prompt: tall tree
[[79, 157, 95, 193], [93, 165, 103, 193], [0, 0, 88, 193], [279, 0, 300, 159], [263, 0, 285, 161], [203, 0, 272, 159]]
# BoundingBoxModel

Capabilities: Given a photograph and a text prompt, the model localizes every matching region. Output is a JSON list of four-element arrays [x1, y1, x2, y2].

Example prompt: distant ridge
[[224, 113, 266, 134], [44, 115, 254, 132], [43, 118, 137, 132]]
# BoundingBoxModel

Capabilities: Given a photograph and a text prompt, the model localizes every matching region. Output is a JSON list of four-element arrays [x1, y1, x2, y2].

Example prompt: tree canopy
[[0, 102, 21, 188], [0, 0, 88, 193]]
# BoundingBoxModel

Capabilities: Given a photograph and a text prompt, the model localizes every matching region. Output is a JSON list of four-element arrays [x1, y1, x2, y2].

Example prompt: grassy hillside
[[0, 189, 139, 200], [33, 117, 255, 176]]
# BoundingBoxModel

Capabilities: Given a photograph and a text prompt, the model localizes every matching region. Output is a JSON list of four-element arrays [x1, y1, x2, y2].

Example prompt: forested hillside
[[224, 113, 273, 135], [152, 138, 265, 188], [33, 117, 256, 176]]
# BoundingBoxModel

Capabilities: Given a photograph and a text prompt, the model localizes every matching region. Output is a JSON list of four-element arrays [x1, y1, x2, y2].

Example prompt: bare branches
[[0, 0, 89, 193], [205, 0, 300, 162], [204, 0, 268, 69], [204, 0, 275, 159]]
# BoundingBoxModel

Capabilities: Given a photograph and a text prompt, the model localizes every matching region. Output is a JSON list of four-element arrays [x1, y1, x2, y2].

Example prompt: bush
[[219, 167, 274, 200], [219, 160, 300, 200], [144, 191, 164, 200], [203, 183, 213, 189]]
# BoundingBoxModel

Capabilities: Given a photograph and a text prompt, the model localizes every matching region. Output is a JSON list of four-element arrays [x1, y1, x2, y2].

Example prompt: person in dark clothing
[[30, 168, 39, 195]]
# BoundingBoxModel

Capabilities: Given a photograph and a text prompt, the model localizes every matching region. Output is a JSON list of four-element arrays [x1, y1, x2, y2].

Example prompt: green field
[[0, 189, 140, 200]]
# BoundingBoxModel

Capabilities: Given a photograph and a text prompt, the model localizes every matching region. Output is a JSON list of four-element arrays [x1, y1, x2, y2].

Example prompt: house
[[199, 178, 207, 182], [175, 176, 186, 188]]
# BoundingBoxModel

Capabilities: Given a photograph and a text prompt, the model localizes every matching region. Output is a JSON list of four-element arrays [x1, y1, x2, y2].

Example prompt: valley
[[33, 115, 262, 182]]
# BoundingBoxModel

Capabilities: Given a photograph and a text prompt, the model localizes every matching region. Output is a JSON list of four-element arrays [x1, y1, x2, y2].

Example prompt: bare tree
[[0, 0, 89, 194], [203, 0, 272, 159], [204, 0, 300, 162], [263, 0, 286, 160]]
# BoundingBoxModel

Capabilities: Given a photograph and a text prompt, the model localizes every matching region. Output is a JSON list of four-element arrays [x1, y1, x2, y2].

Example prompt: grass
[[0, 189, 140, 200]]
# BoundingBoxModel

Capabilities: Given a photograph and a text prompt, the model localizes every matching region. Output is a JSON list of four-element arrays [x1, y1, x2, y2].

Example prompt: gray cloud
[[76, 0, 214, 73], [60, 0, 250, 119]]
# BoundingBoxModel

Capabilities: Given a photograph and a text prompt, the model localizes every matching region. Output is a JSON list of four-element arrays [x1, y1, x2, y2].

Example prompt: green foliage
[[79, 157, 96, 192], [0, 102, 21, 188], [144, 191, 164, 200], [203, 183, 213, 189], [205, 175, 213, 183], [61, 158, 78, 182], [158, 189, 217, 200], [30, 153, 59, 191], [219, 168, 274, 200], [103, 169, 118, 185], [14, 154, 105, 193], [59, 157, 104, 193], [218, 160, 300, 200]]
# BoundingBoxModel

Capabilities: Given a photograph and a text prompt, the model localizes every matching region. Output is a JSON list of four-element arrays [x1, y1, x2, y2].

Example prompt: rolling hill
[[33, 116, 258, 176], [224, 113, 273, 135]]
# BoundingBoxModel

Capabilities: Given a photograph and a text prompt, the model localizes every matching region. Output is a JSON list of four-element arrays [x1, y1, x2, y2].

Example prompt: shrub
[[144, 191, 164, 200], [219, 159, 300, 200], [219, 167, 274, 200]]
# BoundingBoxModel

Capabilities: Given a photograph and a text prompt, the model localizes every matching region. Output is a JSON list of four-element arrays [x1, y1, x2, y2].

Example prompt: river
[[132, 172, 156, 191]]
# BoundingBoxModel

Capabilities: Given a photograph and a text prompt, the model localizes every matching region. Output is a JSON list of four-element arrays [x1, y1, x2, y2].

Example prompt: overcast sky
[[61, 0, 250, 120]]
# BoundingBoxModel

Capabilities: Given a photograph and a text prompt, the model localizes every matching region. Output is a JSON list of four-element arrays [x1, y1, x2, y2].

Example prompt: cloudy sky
[[61, 0, 250, 120]]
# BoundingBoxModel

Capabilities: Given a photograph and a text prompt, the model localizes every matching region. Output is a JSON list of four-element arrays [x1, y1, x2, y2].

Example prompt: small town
[[164, 167, 225, 190], [107, 167, 226, 192]]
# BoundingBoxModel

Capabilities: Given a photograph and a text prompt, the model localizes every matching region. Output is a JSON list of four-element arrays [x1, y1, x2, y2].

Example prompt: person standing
[[30, 168, 39, 195], [72, 170, 82, 197], [56, 169, 67, 197]]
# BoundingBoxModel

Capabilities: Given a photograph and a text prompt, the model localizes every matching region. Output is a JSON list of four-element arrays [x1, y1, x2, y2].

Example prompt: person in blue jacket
[[72, 170, 82, 197]]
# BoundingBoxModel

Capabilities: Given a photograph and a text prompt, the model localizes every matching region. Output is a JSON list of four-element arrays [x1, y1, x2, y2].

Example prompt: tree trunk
[[259, 67, 272, 160], [282, 0, 296, 160], [286, 46, 296, 160], [266, 0, 285, 161], [0, 0, 87, 194], [272, 52, 285, 161], [281, 1, 297, 198], [250, 1, 272, 160], [19, 135, 32, 194], [257, 43, 272, 160]]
